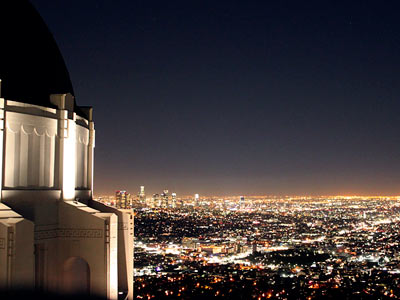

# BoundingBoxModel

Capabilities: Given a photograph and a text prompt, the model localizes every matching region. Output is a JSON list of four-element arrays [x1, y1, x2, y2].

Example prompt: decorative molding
[[4, 114, 57, 188], [35, 228, 103, 240], [118, 222, 130, 230], [35, 230, 57, 240], [6, 121, 57, 137]]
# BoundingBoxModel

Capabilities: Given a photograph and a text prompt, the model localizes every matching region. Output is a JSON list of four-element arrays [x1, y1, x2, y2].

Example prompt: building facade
[[0, 1, 133, 299]]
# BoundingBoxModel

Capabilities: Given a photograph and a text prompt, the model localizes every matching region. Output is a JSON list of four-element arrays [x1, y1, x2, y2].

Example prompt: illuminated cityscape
[[93, 193, 400, 299]]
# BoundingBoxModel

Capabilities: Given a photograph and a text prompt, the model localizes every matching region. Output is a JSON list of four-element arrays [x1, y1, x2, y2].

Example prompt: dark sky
[[31, 0, 400, 196]]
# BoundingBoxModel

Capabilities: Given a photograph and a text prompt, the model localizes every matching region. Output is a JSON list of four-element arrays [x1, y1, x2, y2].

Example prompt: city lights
[[94, 193, 400, 299]]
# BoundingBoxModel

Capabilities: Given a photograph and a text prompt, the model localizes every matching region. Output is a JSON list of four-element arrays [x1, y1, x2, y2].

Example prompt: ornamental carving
[[35, 228, 103, 240]]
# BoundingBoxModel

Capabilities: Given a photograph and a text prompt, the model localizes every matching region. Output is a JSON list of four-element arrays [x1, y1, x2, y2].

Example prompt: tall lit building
[[138, 185, 145, 203], [0, 2, 133, 298], [195, 193, 200, 207], [152, 193, 160, 207], [161, 189, 169, 208], [171, 192, 177, 208], [115, 190, 132, 209]]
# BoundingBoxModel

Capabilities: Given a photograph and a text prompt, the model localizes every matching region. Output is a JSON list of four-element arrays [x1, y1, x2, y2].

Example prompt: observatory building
[[0, 1, 133, 299]]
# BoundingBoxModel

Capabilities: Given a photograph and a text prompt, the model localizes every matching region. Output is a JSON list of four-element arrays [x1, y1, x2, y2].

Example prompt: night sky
[[31, 0, 400, 196]]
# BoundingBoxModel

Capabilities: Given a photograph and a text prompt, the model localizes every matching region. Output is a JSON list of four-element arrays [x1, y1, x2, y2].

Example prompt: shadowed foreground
[[0, 290, 109, 300]]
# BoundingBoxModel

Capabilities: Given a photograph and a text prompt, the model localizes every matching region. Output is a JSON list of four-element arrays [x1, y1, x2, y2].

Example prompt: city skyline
[[31, 0, 400, 195], [95, 188, 400, 200], [96, 192, 400, 198]]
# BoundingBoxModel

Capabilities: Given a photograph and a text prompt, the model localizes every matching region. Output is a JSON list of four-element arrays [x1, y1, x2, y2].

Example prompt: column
[[51, 94, 76, 201]]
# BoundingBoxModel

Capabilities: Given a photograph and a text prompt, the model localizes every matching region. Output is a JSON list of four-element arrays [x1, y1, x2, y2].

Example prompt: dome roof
[[0, 1, 79, 112]]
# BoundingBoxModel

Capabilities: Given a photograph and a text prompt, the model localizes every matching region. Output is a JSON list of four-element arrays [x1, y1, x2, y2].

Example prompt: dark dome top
[[0, 0, 76, 109]]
